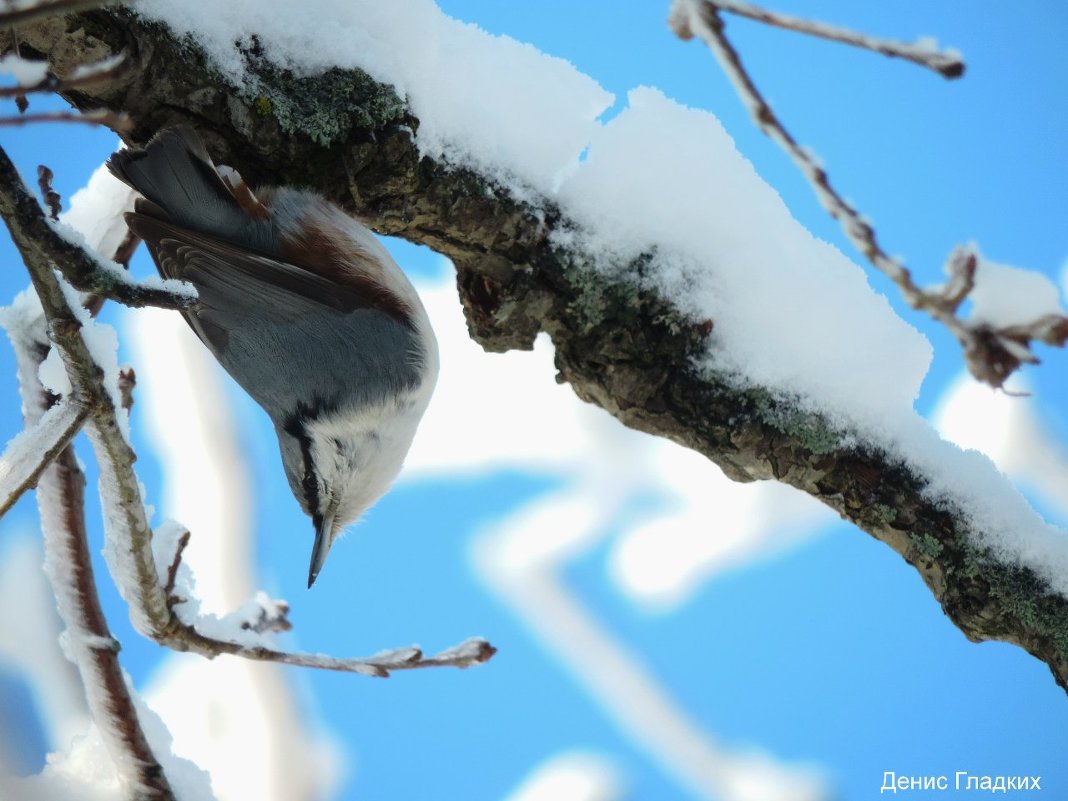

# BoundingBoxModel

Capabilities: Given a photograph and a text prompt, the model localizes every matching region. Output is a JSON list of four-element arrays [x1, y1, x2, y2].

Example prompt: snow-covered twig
[[0, 397, 87, 517], [182, 633, 496, 679], [672, 0, 964, 77], [0, 145, 195, 310], [150, 523, 496, 677], [1, 298, 176, 799], [0, 0, 119, 27], [669, 0, 1068, 388]]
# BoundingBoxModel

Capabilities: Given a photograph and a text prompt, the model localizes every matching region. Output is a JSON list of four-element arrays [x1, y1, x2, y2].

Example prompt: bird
[[107, 126, 438, 587]]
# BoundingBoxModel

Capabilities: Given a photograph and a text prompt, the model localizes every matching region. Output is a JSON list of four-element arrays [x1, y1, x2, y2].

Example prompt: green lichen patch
[[239, 45, 406, 146]]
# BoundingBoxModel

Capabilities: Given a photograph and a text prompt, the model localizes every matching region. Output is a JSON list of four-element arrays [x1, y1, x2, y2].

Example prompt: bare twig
[[0, 397, 87, 517], [670, 0, 1068, 388], [0, 0, 118, 27], [160, 526, 190, 602], [675, 0, 964, 77], [0, 145, 195, 310], [0, 108, 132, 130], [1, 305, 175, 800], [117, 365, 135, 410], [36, 164, 60, 220]]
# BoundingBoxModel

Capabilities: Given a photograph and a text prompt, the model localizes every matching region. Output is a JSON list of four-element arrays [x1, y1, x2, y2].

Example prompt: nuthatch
[[107, 127, 438, 587]]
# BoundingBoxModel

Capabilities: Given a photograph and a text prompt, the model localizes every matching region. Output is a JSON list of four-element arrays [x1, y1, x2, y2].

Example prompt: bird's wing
[[126, 212, 422, 419], [127, 212, 375, 345]]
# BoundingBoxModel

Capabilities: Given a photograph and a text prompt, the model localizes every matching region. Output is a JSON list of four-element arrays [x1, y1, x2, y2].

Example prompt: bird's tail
[[107, 126, 270, 249]]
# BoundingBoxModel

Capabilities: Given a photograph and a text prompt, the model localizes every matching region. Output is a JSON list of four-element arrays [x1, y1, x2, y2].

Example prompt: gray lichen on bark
[[3, 8, 1067, 691]]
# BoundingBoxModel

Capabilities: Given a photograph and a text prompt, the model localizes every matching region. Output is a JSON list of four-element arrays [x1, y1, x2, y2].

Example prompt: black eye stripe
[[297, 428, 321, 518]]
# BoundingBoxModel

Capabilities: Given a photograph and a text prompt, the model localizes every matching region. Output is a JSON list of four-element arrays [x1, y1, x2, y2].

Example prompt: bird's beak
[[307, 503, 339, 588]]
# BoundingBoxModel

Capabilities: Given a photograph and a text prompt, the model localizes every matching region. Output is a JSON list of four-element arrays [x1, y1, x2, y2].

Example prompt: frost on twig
[[0, 397, 87, 517], [669, 0, 1068, 388], [153, 521, 496, 678]]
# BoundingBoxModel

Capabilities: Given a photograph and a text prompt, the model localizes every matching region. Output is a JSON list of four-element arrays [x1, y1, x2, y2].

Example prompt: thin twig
[[692, 0, 964, 77], [670, 0, 1068, 387], [0, 144, 195, 310], [0, 52, 128, 97], [36, 164, 60, 220], [188, 633, 496, 679], [0, 397, 87, 517], [153, 525, 496, 677], [117, 365, 135, 410], [0, 108, 132, 130], [0, 0, 118, 27], [161, 526, 190, 601]]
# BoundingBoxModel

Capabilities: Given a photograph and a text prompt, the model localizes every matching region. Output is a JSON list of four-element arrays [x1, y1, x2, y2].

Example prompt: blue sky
[[1, 2, 1067, 801]]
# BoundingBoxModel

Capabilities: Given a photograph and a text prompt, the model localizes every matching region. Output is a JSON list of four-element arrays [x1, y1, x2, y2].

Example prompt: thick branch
[[5, 10, 1067, 691]]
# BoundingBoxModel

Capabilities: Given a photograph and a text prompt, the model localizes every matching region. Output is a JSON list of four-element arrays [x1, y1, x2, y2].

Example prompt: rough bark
[[4, 9, 1067, 691]]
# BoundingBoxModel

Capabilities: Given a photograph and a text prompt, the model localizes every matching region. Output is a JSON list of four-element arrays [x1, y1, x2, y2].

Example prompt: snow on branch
[[668, 0, 1068, 389]]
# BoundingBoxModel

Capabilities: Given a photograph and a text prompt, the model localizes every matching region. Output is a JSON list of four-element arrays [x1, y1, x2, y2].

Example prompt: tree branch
[[4, 9, 1067, 692]]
